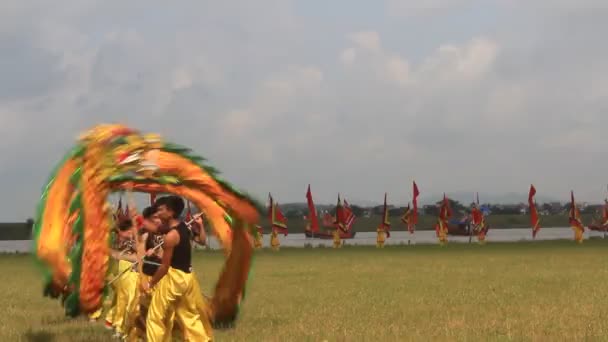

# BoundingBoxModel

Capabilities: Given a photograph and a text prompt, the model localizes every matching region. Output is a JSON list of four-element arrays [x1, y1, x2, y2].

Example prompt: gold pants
[[574, 229, 584, 243], [270, 235, 280, 251], [438, 230, 448, 245], [103, 258, 119, 324], [112, 260, 138, 334], [146, 268, 211, 342], [254, 237, 262, 249], [88, 308, 102, 320], [125, 274, 175, 342], [377, 232, 385, 248]]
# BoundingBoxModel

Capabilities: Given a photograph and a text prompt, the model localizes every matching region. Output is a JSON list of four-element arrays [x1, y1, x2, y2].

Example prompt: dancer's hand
[[140, 281, 151, 293]]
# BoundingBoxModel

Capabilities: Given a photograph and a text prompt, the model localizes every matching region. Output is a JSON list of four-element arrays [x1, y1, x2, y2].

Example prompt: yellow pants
[[271, 236, 280, 251], [146, 268, 211, 342], [88, 308, 102, 321], [437, 229, 448, 245], [254, 236, 263, 249], [574, 229, 584, 243], [125, 274, 175, 342], [112, 260, 138, 334], [377, 232, 385, 248], [103, 258, 119, 324]]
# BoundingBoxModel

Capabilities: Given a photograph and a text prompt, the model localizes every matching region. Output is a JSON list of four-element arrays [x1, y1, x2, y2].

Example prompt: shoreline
[[3, 227, 604, 253]]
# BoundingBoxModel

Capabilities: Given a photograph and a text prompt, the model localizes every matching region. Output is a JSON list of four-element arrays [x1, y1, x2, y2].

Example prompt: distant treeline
[[0, 220, 34, 240], [0, 201, 600, 240]]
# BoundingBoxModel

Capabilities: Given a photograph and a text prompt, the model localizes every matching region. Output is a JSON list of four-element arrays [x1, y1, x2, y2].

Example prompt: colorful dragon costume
[[32, 124, 261, 327]]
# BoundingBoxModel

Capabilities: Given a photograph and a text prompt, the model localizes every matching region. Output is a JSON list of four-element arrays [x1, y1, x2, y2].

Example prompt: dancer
[[253, 225, 263, 249], [333, 227, 342, 248], [270, 228, 280, 251], [142, 196, 211, 342], [108, 218, 139, 338], [125, 205, 173, 341], [376, 225, 386, 248]]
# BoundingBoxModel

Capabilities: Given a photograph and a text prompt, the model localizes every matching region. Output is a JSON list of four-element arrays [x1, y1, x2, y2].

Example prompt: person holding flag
[[252, 225, 263, 249], [436, 194, 451, 245], [333, 225, 342, 248], [569, 191, 585, 243], [377, 193, 391, 248], [270, 228, 280, 251]]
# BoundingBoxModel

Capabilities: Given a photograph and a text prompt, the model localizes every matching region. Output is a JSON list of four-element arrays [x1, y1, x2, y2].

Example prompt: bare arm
[[192, 216, 207, 246], [147, 230, 178, 288]]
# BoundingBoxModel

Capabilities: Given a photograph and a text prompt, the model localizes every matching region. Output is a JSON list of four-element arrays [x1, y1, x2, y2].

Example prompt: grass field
[[4, 240, 608, 341]]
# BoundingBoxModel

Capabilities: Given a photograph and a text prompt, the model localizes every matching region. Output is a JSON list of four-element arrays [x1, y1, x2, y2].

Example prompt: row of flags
[[114, 185, 608, 241], [113, 192, 194, 222], [528, 184, 608, 240]]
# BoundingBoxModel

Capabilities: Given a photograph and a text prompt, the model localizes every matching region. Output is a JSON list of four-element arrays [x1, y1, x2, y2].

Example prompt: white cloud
[[0, 1, 607, 219], [350, 31, 382, 51], [340, 48, 356, 66], [387, 0, 478, 16]]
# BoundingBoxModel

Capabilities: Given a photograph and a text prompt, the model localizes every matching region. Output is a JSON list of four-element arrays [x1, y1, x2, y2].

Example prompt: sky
[[1, 1, 608, 220]]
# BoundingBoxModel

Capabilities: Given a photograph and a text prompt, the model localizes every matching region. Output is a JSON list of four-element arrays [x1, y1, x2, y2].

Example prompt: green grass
[[257, 214, 591, 234], [4, 240, 608, 341]]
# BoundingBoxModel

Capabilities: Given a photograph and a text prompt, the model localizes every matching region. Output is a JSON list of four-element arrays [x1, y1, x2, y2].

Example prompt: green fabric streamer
[[32, 145, 82, 291]]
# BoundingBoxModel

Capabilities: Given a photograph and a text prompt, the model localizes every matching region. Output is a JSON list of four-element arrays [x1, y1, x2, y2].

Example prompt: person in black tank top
[[142, 232, 163, 276], [143, 196, 210, 341]]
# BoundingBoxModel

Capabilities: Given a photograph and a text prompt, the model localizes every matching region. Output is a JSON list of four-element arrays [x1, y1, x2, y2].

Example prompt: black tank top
[[142, 233, 163, 276], [170, 222, 192, 273]]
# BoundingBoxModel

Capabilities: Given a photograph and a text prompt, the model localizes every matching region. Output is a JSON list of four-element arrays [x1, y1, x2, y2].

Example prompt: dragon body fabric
[[33, 124, 261, 323]]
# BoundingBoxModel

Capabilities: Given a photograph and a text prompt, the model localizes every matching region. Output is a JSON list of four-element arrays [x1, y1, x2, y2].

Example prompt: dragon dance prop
[[33, 124, 262, 325]]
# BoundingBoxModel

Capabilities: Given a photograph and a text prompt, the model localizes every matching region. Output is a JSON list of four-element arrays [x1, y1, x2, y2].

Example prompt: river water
[[3, 227, 604, 253]]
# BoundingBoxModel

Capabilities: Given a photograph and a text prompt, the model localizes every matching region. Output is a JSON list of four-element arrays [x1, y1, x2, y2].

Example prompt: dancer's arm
[[192, 216, 207, 246], [144, 229, 178, 290]]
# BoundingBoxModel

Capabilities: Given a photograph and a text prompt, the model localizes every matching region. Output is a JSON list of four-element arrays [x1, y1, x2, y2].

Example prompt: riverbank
[[4, 227, 605, 253]]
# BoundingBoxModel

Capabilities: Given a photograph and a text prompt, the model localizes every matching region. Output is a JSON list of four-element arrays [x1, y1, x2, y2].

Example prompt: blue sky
[[0, 1, 607, 220]]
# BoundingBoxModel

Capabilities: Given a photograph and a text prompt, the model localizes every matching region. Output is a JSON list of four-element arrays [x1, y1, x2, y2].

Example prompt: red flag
[[334, 195, 347, 232], [471, 206, 483, 226], [269, 193, 288, 235], [306, 185, 319, 233], [436, 194, 451, 237], [569, 191, 584, 231], [528, 185, 536, 201], [602, 199, 608, 225], [529, 184, 540, 238], [401, 204, 414, 233], [382, 193, 391, 237], [322, 213, 334, 227], [412, 181, 420, 225], [342, 199, 356, 230]]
